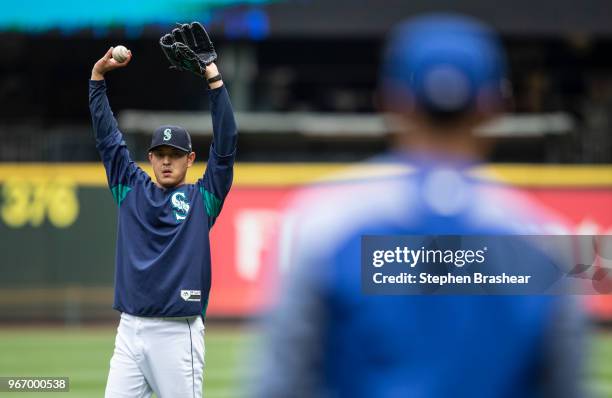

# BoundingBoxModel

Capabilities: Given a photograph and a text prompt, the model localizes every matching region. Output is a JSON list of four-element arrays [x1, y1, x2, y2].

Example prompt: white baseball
[[112, 45, 129, 63]]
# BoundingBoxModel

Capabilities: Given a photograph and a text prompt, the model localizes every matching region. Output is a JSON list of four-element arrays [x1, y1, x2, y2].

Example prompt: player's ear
[[187, 151, 196, 167], [148, 152, 154, 163]]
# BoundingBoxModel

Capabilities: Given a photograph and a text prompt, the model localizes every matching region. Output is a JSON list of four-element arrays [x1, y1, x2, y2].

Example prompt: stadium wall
[[0, 163, 611, 323]]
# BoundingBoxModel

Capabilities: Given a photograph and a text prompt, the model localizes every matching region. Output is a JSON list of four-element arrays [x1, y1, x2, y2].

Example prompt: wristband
[[207, 74, 222, 85]]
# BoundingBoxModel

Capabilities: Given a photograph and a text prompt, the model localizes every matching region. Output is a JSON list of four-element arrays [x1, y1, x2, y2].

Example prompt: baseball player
[[254, 14, 585, 398], [88, 23, 237, 398]]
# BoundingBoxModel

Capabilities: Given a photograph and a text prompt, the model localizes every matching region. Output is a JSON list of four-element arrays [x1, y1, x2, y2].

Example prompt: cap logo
[[163, 128, 172, 141]]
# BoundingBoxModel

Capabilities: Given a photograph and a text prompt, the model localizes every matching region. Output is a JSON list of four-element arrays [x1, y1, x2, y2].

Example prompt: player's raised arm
[[89, 48, 144, 204], [89, 47, 132, 143], [159, 22, 237, 156], [200, 62, 237, 226], [160, 22, 238, 226], [204, 62, 238, 157]]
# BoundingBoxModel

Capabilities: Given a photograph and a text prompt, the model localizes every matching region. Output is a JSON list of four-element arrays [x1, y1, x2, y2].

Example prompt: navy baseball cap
[[149, 125, 192, 153], [380, 14, 508, 116]]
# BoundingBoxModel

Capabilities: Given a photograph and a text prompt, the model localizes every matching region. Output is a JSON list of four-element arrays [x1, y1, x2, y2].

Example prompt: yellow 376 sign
[[1, 177, 79, 228]]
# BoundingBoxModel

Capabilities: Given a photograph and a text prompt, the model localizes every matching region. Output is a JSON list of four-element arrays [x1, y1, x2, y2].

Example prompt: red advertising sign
[[208, 186, 612, 319], [209, 188, 288, 316], [528, 189, 612, 319]]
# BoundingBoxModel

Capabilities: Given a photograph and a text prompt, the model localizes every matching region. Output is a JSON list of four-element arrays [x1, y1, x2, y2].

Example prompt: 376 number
[[1, 178, 79, 228]]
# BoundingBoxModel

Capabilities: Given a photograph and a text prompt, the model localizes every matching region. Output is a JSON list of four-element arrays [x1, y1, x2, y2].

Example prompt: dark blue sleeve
[[209, 85, 238, 156], [89, 80, 146, 205], [198, 85, 237, 228]]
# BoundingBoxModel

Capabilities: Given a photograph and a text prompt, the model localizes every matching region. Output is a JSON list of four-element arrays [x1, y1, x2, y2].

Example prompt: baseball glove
[[160, 22, 217, 77]]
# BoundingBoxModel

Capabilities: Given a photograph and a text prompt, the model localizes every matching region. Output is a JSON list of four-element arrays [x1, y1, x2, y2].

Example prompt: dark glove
[[160, 22, 217, 77]]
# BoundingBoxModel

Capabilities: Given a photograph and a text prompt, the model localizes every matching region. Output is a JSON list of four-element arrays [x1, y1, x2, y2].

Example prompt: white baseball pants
[[104, 313, 205, 398]]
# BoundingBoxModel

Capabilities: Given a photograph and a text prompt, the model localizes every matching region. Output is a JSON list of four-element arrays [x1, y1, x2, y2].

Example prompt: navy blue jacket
[[89, 79, 237, 317]]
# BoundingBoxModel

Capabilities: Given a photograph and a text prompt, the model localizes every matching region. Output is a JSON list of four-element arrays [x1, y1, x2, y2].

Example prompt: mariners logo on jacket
[[171, 191, 190, 222]]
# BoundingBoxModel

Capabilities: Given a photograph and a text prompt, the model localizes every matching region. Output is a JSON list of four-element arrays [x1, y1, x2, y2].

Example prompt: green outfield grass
[[0, 325, 610, 397], [0, 325, 252, 398]]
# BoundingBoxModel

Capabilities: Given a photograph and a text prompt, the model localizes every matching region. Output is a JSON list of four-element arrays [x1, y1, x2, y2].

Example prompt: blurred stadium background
[[0, 0, 611, 396]]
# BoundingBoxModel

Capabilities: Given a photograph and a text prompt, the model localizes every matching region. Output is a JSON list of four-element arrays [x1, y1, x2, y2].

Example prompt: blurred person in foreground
[[253, 14, 585, 398]]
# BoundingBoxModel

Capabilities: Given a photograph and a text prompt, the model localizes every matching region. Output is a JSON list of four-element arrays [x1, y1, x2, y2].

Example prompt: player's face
[[148, 146, 196, 189]]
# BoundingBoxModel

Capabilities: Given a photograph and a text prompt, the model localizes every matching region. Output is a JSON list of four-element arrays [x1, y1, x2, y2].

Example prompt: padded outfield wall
[[0, 163, 611, 323]]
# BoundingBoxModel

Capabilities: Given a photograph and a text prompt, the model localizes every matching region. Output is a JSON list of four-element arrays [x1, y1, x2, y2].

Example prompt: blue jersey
[[256, 154, 584, 398], [89, 80, 236, 318]]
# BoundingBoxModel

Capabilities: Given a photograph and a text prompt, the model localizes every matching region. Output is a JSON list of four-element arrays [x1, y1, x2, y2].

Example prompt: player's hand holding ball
[[91, 45, 132, 81], [112, 45, 130, 63]]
